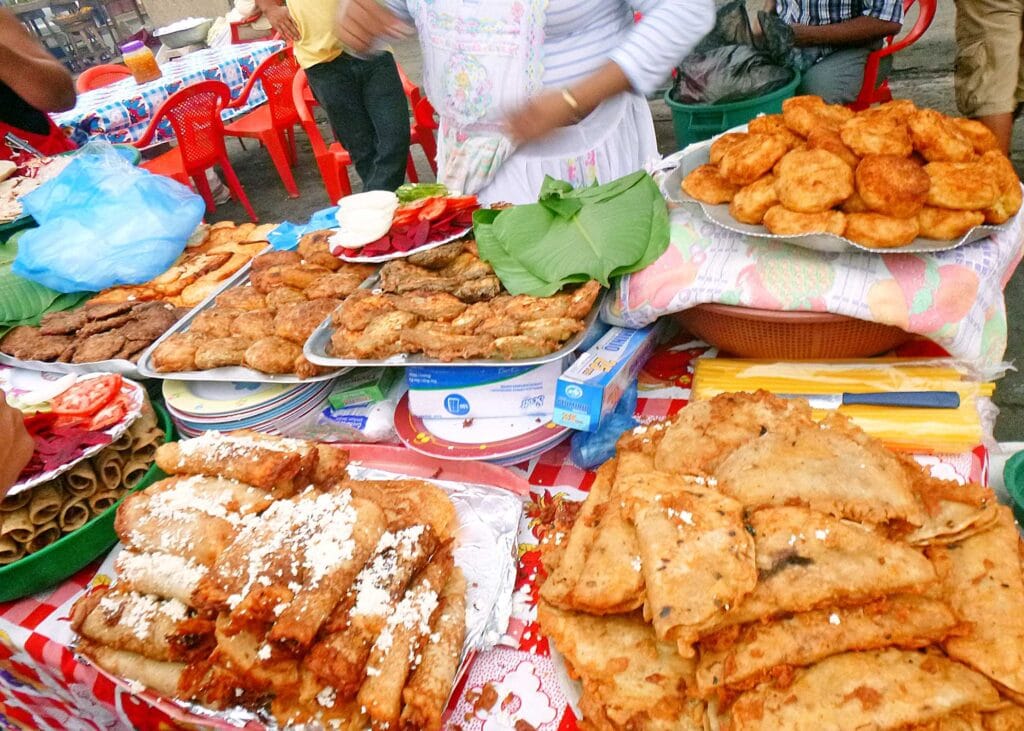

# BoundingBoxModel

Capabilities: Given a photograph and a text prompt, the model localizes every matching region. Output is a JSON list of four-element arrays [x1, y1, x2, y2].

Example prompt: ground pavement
[[206, 9, 1024, 442]]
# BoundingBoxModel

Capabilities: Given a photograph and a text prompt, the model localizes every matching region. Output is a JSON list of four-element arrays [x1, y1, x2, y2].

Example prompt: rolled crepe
[[115, 551, 208, 605], [0, 536, 25, 566], [28, 483, 64, 525], [92, 451, 124, 491], [59, 496, 91, 533], [0, 506, 35, 543], [66, 463, 100, 498], [88, 490, 122, 515], [131, 428, 163, 455], [114, 489, 237, 567], [111, 430, 133, 452], [1, 490, 31, 512], [121, 457, 152, 489], [27, 520, 60, 553], [77, 639, 185, 698], [155, 434, 310, 495]]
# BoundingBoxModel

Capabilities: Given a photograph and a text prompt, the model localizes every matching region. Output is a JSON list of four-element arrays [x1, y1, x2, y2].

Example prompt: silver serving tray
[[137, 267, 350, 383], [304, 283, 605, 368], [658, 128, 1013, 255]]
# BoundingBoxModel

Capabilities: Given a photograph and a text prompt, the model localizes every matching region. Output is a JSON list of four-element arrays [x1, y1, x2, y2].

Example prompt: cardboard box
[[327, 367, 400, 409], [553, 324, 661, 432], [406, 360, 564, 420]]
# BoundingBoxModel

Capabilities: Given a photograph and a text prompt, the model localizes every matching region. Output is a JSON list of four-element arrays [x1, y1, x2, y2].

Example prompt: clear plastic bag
[[13, 141, 205, 293]]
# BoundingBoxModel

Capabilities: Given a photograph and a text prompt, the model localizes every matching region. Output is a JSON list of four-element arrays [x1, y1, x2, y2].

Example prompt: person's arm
[[0, 9, 74, 112], [789, 16, 900, 47], [506, 0, 716, 144], [334, 0, 414, 54], [0, 393, 34, 496], [255, 0, 300, 41]]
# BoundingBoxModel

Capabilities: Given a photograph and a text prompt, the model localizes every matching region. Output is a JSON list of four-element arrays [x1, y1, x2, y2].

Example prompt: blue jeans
[[798, 45, 893, 105], [304, 51, 411, 192]]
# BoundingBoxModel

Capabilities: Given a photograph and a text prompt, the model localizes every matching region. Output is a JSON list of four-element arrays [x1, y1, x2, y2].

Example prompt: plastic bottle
[[120, 40, 162, 84]]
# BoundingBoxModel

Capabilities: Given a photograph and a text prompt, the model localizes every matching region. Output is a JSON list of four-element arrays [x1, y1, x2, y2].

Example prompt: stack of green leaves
[[0, 233, 89, 339], [473, 171, 669, 297]]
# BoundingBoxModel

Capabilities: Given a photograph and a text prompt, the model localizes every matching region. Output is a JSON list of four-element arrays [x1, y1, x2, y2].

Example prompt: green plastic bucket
[[664, 70, 802, 150], [1003, 449, 1024, 528]]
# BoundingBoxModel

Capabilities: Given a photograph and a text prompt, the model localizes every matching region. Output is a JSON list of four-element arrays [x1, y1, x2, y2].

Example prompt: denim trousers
[[304, 51, 411, 192]]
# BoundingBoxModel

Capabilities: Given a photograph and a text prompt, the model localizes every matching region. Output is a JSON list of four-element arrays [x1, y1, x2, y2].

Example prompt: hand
[[335, 0, 412, 55], [0, 392, 33, 496], [264, 4, 300, 41], [504, 89, 582, 146]]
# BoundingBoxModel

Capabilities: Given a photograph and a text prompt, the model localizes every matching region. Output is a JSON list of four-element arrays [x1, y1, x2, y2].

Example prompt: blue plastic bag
[[13, 141, 205, 293], [267, 206, 338, 251], [569, 381, 640, 470]]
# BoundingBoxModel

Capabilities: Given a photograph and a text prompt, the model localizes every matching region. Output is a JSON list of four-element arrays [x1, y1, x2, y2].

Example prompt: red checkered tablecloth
[[0, 343, 988, 730]]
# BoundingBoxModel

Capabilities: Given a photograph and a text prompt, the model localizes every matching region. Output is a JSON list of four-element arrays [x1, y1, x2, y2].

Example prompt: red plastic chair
[[134, 80, 258, 221], [850, 0, 936, 110], [397, 62, 438, 176], [229, 12, 277, 44], [75, 63, 132, 92], [291, 68, 354, 203], [224, 48, 301, 197]]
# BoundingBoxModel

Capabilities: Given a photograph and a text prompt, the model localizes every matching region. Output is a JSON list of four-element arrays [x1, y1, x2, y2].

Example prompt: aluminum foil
[[73, 464, 524, 729]]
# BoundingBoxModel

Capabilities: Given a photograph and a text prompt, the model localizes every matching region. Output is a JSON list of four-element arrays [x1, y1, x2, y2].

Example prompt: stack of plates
[[163, 379, 335, 437], [393, 393, 570, 465]]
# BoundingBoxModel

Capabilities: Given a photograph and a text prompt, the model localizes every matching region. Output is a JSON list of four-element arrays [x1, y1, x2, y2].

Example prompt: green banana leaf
[[0, 233, 90, 336]]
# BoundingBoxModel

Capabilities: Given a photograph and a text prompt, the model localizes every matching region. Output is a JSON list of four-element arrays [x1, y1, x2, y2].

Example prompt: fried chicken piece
[[73, 332, 126, 363], [518, 317, 585, 343], [244, 336, 303, 374], [474, 316, 519, 338], [0, 326, 69, 361], [719, 134, 790, 186], [194, 336, 251, 369], [855, 154, 930, 218], [297, 230, 333, 260], [492, 334, 558, 359], [775, 148, 854, 213], [215, 286, 267, 311], [189, 308, 240, 338], [303, 270, 369, 300], [280, 263, 332, 291], [681, 164, 741, 204], [230, 309, 276, 340], [150, 332, 199, 372], [331, 290, 396, 330], [303, 251, 343, 271], [401, 320, 491, 360], [709, 132, 749, 165], [844, 212, 920, 248], [388, 292, 468, 321], [406, 240, 466, 270], [251, 250, 302, 271], [730, 174, 779, 224], [249, 265, 287, 293], [274, 299, 339, 344], [378, 255, 493, 296], [453, 276, 501, 302], [763, 205, 846, 236], [450, 299, 507, 333], [907, 109, 975, 162], [265, 287, 307, 309], [344, 311, 419, 358], [38, 309, 88, 335]]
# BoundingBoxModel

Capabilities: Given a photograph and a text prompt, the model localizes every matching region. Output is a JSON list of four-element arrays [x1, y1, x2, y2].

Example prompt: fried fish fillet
[[937, 506, 1024, 697], [728, 649, 1000, 731], [537, 601, 705, 731], [621, 471, 756, 657], [653, 391, 815, 477], [695, 595, 958, 697], [540, 459, 646, 615], [714, 411, 925, 525], [722, 507, 936, 627]]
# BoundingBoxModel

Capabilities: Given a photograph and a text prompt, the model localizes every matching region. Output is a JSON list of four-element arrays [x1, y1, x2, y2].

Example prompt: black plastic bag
[[693, 0, 755, 54], [672, 45, 794, 105]]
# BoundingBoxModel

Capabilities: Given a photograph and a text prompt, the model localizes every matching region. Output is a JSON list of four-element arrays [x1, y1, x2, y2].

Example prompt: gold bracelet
[[560, 88, 583, 122]]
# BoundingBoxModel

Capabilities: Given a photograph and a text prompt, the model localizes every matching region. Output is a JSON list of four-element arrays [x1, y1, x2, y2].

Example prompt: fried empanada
[[729, 174, 779, 224], [855, 154, 930, 218], [775, 149, 854, 212], [681, 164, 740, 204], [763, 205, 846, 236], [844, 212, 920, 248], [719, 134, 790, 186]]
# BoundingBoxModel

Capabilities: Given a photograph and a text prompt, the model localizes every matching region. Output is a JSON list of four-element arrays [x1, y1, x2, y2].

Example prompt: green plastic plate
[[0, 401, 176, 603]]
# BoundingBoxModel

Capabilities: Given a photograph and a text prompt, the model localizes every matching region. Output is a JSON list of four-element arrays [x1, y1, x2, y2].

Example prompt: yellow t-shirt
[[287, 0, 343, 69]]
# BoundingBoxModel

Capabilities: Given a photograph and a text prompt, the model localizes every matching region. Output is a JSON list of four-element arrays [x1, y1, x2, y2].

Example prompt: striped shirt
[[776, 0, 904, 27], [382, 0, 715, 95]]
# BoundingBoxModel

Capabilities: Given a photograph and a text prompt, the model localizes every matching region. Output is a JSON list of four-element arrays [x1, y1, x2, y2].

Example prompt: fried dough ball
[[924, 161, 1000, 210], [682, 164, 741, 204], [805, 127, 859, 169], [729, 174, 779, 224], [840, 114, 913, 157], [775, 149, 854, 213], [719, 134, 790, 185], [867, 99, 917, 124], [907, 109, 974, 162], [841, 189, 871, 213], [855, 155, 930, 218], [746, 114, 803, 149], [979, 150, 1023, 224], [917, 206, 985, 240], [782, 95, 853, 136], [844, 212, 920, 248], [709, 132, 748, 165], [763, 205, 846, 236], [952, 118, 1001, 154]]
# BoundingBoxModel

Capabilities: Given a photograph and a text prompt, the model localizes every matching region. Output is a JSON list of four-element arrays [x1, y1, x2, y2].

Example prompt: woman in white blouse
[[335, 0, 714, 203]]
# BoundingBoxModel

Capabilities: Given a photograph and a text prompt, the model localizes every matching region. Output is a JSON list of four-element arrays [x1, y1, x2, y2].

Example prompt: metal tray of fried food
[[137, 268, 351, 383], [659, 129, 1013, 255], [303, 278, 606, 368]]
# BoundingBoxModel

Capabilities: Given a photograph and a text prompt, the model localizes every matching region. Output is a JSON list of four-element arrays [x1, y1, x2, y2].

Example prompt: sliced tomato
[[418, 197, 450, 222], [88, 393, 130, 431], [443, 195, 479, 211], [51, 375, 122, 417], [396, 197, 432, 213]]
